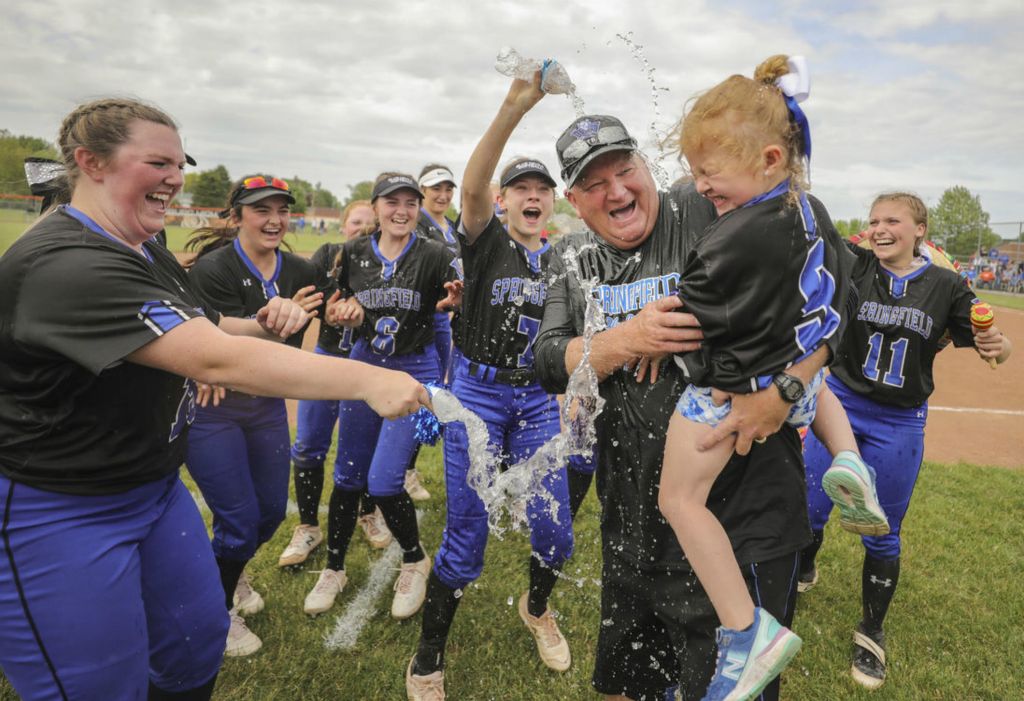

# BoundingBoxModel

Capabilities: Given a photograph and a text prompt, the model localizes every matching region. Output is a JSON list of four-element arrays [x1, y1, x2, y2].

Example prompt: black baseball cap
[[556, 115, 638, 188], [499, 158, 557, 189], [371, 174, 424, 201]]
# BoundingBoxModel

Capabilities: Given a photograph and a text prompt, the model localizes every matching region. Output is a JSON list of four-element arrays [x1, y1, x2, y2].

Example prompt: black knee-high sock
[[405, 444, 422, 474], [148, 673, 218, 701], [359, 489, 376, 517], [215, 557, 247, 612], [527, 553, 560, 618], [800, 529, 825, 577], [567, 469, 593, 520], [375, 492, 424, 563], [293, 462, 324, 527], [412, 572, 463, 675], [862, 555, 900, 635], [325, 487, 362, 572]]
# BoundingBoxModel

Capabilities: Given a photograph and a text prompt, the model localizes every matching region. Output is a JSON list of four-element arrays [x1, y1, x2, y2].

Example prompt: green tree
[[182, 172, 200, 194], [834, 218, 867, 239], [191, 165, 232, 207], [929, 186, 1000, 257], [342, 181, 374, 207], [0, 129, 59, 196]]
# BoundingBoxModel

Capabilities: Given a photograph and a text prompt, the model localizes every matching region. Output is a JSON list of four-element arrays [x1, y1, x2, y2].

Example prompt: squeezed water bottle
[[495, 47, 574, 95]]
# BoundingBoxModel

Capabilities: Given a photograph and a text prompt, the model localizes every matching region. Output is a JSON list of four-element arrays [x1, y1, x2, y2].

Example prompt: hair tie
[[775, 56, 812, 164]]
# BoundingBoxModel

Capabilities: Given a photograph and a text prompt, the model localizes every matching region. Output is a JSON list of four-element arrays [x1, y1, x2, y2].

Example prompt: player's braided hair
[[58, 98, 177, 188], [675, 54, 806, 207]]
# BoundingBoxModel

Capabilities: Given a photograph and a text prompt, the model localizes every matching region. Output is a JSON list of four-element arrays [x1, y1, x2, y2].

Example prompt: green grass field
[[3, 448, 1021, 700]]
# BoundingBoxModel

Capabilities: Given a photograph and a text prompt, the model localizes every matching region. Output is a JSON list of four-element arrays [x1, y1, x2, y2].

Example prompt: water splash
[[426, 244, 606, 536], [495, 46, 585, 117], [615, 31, 674, 190]]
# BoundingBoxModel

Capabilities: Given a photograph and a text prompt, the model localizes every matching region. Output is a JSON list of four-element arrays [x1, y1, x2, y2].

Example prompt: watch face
[[775, 374, 804, 402]]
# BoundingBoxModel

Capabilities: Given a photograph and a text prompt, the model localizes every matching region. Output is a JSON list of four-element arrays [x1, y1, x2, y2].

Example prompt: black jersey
[[676, 192, 851, 393], [309, 242, 356, 356], [337, 231, 456, 356], [0, 209, 220, 495], [831, 244, 977, 407], [536, 184, 842, 571], [417, 210, 461, 258], [189, 238, 315, 349], [458, 216, 553, 368]]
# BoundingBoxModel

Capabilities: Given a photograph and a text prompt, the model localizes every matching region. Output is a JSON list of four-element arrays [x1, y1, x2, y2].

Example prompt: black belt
[[466, 361, 536, 387]]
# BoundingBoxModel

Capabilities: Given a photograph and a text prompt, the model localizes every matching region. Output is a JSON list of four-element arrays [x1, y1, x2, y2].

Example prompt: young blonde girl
[[656, 55, 887, 701]]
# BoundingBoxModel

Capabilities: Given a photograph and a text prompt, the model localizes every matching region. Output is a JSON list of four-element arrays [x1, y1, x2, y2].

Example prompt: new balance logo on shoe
[[723, 652, 746, 680], [869, 575, 893, 588]]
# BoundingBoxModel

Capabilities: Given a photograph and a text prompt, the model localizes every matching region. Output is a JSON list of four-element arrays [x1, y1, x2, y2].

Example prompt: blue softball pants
[[291, 345, 343, 471], [186, 393, 291, 561], [433, 311, 452, 381], [0, 473, 227, 700], [434, 357, 574, 590], [333, 339, 440, 496], [804, 375, 926, 560]]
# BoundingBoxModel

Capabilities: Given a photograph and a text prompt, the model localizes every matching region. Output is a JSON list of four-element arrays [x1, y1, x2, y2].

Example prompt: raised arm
[[461, 74, 546, 242]]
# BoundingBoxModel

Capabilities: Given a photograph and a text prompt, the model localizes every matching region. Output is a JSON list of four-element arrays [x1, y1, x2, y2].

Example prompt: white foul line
[[929, 406, 1024, 417], [324, 509, 424, 650]]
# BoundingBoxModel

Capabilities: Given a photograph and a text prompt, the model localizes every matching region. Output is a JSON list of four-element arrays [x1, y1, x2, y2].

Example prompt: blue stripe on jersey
[[884, 259, 933, 300], [62, 205, 154, 262], [370, 232, 417, 280], [232, 238, 281, 299], [420, 209, 457, 244], [512, 238, 550, 274], [138, 301, 191, 335]]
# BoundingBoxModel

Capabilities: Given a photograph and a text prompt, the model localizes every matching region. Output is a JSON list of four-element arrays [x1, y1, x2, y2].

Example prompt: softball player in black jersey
[[184, 175, 325, 656], [303, 173, 460, 619], [407, 79, 586, 699], [0, 99, 427, 701], [278, 199, 395, 570], [800, 192, 1012, 690]]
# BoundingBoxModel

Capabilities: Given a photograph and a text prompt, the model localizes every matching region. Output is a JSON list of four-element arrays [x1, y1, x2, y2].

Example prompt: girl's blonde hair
[[676, 55, 806, 203], [341, 198, 374, 237]]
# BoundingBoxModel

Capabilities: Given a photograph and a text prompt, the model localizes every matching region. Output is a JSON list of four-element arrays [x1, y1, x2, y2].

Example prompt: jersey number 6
[[371, 316, 400, 356]]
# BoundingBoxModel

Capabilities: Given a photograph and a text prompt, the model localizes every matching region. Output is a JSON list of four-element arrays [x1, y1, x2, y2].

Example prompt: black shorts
[[592, 549, 801, 701]]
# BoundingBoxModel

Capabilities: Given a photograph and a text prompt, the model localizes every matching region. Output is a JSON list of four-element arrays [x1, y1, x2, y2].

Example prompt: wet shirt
[[458, 215, 554, 369], [0, 209, 220, 495], [309, 242, 356, 356], [337, 232, 456, 356], [676, 192, 851, 393], [189, 239, 315, 349], [417, 210, 461, 258], [536, 184, 838, 571], [832, 244, 977, 408]]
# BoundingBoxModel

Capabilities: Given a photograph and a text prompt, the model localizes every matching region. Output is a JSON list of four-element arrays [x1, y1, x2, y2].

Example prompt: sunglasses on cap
[[242, 175, 290, 192]]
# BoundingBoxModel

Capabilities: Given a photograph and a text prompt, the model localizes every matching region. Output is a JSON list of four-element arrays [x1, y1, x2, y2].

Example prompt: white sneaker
[[359, 507, 393, 549], [278, 524, 324, 567], [518, 593, 571, 671], [232, 571, 264, 616], [406, 656, 445, 700], [392, 554, 431, 619], [404, 470, 431, 501], [304, 569, 347, 616], [225, 612, 262, 657]]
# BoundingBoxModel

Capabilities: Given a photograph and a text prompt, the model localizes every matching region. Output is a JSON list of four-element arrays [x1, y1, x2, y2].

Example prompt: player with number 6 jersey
[[303, 172, 458, 620]]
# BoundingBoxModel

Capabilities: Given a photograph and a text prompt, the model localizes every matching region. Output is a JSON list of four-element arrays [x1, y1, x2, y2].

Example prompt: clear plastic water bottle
[[495, 47, 574, 95]]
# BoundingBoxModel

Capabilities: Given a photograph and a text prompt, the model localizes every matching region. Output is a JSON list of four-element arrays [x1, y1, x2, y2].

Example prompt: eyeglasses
[[242, 176, 290, 191]]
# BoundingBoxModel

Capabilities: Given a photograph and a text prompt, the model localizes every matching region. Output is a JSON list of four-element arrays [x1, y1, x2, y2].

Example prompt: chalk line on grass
[[930, 406, 1024, 417], [324, 509, 424, 650]]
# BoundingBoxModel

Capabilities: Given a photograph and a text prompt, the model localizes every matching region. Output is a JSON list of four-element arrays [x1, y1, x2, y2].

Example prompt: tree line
[[0, 130, 1008, 254]]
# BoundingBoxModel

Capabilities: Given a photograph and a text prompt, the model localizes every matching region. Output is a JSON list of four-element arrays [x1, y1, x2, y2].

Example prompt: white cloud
[[1, 0, 1021, 224]]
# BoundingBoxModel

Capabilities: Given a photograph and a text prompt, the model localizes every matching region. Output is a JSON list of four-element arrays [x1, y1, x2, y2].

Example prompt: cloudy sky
[[2, 0, 1022, 232]]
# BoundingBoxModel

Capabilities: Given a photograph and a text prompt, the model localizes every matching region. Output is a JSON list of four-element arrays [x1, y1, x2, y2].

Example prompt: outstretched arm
[[461, 73, 546, 242]]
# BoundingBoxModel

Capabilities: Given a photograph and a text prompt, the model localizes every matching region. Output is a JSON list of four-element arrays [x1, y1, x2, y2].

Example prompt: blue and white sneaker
[[701, 607, 803, 701], [822, 451, 890, 536]]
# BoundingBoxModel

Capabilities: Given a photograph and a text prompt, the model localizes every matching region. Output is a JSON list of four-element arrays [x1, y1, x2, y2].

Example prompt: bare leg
[[658, 412, 753, 631], [809, 385, 857, 456]]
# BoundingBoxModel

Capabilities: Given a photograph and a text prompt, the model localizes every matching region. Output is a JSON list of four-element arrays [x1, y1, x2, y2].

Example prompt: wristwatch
[[772, 372, 805, 403]]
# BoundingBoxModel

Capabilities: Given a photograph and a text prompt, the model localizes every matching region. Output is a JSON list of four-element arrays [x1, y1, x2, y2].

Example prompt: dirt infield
[[927, 304, 1023, 469]]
